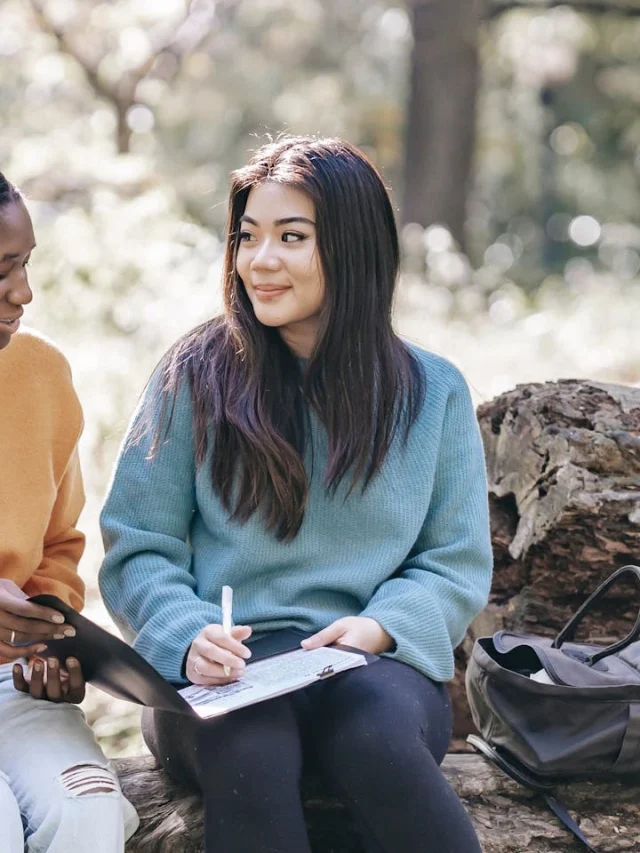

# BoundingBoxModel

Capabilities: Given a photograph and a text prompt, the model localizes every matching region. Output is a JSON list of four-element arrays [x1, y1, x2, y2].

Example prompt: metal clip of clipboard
[[317, 665, 335, 679]]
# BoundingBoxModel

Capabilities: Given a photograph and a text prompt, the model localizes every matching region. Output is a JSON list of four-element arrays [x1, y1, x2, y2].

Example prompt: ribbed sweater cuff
[[133, 605, 222, 685]]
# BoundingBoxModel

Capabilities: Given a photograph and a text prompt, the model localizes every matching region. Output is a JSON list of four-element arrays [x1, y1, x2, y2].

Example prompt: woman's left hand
[[12, 656, 86, 704], [301, 616, 394, 655]]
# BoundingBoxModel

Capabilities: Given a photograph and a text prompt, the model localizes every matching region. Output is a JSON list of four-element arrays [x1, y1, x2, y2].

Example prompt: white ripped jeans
[[0, 662, 139, 853]]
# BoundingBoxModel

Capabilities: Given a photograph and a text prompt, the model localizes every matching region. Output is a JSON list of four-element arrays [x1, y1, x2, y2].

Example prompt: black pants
[[143, 658, 481, 853]]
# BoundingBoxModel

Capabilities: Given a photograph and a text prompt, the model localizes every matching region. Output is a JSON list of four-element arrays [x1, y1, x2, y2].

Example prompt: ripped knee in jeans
[[58, 764, 120, 797]]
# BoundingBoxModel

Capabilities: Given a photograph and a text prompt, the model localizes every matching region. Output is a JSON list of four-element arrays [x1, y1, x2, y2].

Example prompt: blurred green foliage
[[2, 2, 639, 299], [473, 6, 640, 287], [1, 2, 637, 307]]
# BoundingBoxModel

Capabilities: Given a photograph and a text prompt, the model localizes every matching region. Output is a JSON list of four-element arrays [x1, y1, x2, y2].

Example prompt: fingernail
[[63, 628, 76, 637], [66, 658, 78, 668], [51, 614, 65, 624], [242, 650, 251, 658], [36, 645, 47, 653], [48, 658, 57, 668], [34, 662, 43, 672], [53, 634, 64, 640]]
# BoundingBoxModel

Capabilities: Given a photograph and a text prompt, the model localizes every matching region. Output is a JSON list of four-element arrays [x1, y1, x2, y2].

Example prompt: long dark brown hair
[[151, 136, 425, 540]]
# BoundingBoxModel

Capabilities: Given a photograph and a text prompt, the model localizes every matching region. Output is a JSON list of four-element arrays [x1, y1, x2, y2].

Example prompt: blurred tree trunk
[[402, 0, 485, 247]]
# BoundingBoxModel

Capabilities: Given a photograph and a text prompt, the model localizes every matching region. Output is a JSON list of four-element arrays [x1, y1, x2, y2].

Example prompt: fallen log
[[482, 379, 640, 603], [116, 753, 640, 853], [451, 379, 640, 737]]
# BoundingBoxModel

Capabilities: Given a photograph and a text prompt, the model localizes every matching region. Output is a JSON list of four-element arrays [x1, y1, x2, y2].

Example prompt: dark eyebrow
[[239, 215, 315, 227], [1, 243, 36, 263]]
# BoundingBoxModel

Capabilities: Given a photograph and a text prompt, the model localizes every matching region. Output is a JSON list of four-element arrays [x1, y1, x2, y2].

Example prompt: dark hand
[[13, 657, 86, 704], [0, 579, 76, 660]]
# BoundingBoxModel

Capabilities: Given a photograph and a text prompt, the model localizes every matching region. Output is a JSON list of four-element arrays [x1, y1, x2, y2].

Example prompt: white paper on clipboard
[[179, 646, 367, 719]]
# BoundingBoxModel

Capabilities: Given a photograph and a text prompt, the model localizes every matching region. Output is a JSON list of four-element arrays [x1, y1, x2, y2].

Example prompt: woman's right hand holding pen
[[186, 623, 252, 685]]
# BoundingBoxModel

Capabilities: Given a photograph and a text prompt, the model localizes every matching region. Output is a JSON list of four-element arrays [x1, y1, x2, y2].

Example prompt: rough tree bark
[[116, 754, 640, 853], [402, 0, 485, 246], [451, 379, 640, 737]]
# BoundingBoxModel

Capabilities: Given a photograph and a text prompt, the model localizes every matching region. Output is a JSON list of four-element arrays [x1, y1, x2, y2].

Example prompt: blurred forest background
[[2, 0, 640, 755]]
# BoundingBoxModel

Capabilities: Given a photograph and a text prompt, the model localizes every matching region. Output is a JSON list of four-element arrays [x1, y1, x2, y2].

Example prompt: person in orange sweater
[[0, 172, 138, 853]]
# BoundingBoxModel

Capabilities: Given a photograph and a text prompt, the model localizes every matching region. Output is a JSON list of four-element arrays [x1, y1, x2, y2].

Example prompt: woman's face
[[236, 181, 325, 358], [0, 199, 35, 351]]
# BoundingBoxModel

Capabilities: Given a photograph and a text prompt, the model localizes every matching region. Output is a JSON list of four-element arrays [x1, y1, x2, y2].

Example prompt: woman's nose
[[251, 240, 281, 271], [9, 271, 33, 306]]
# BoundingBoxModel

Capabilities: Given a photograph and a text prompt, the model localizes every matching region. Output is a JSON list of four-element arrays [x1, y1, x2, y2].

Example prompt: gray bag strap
[[467, 735, 601, 853], [552, 564, 640, 665], [611, 703, 640, 774], [544, 795, 601, 853]]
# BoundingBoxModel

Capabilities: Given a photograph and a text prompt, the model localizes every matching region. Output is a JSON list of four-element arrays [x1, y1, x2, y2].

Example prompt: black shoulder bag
[[465, 564, 640, 852]]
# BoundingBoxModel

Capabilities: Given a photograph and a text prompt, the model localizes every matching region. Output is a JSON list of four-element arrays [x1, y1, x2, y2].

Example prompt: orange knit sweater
[[0, 328, 85, 612]]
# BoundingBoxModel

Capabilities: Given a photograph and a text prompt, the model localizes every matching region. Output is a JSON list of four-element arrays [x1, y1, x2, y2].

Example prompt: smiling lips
[[0, 313, 22, 336], [253, 284, 291, 300]]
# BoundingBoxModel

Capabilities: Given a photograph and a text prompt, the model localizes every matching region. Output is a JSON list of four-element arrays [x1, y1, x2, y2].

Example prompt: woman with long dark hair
[[100, 136, 492, 853]]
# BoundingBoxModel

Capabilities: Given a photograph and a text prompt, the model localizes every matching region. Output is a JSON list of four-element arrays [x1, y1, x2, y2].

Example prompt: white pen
[[221, 585, 233, 677]]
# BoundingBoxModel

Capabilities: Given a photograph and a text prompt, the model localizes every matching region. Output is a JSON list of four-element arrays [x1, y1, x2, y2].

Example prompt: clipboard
[[28, 595, 377, 718]]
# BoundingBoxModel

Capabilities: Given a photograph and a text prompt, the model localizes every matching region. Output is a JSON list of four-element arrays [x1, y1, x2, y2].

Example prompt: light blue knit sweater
[[99, 345, 493, 685]]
